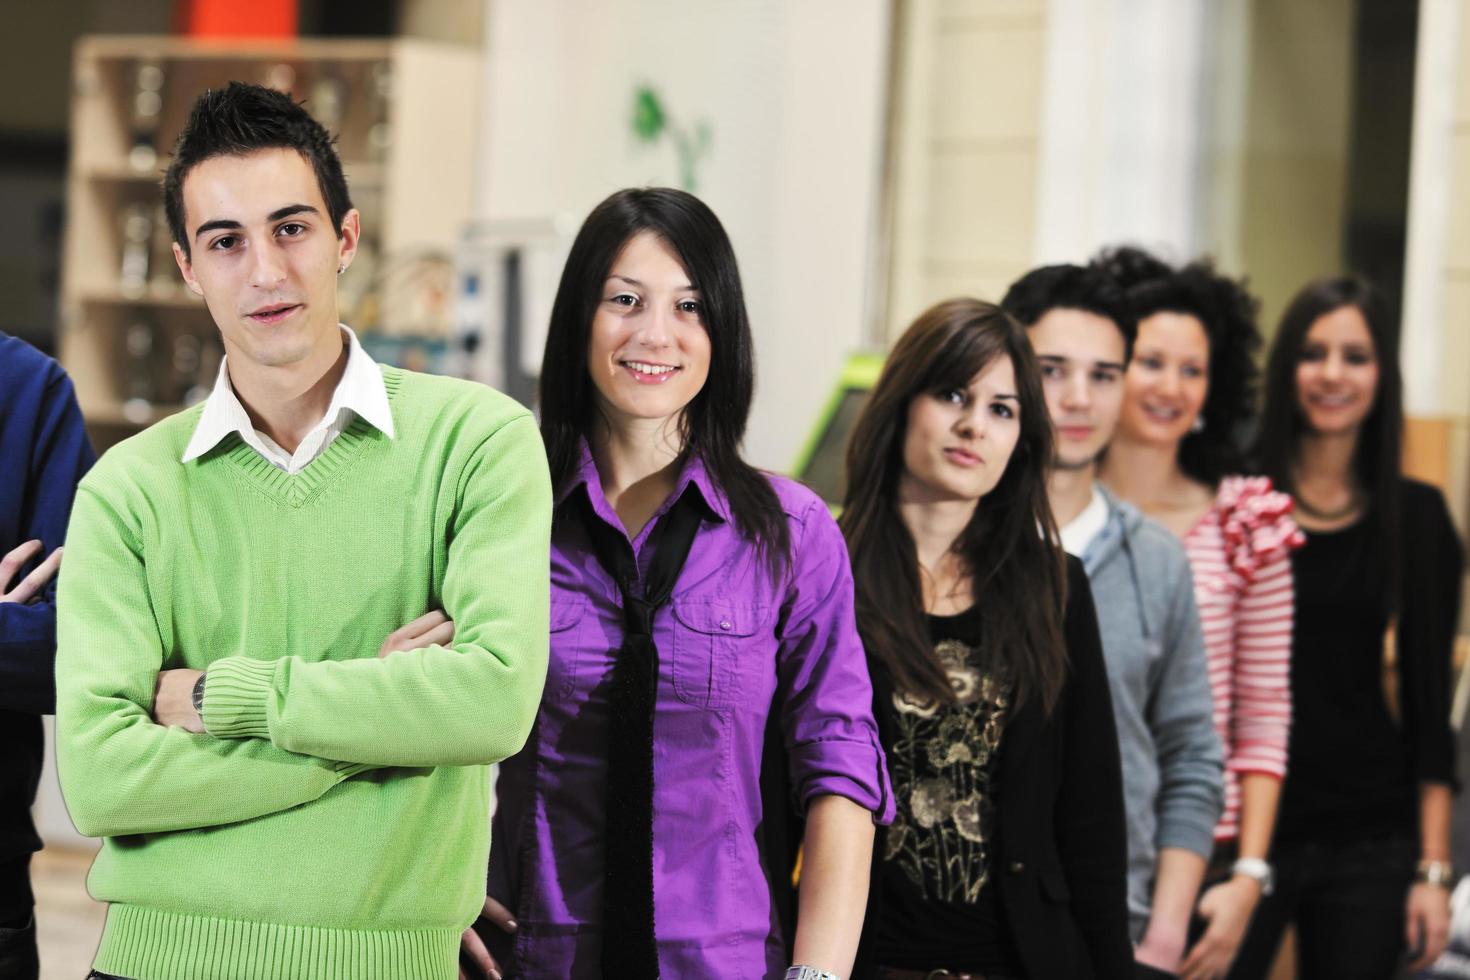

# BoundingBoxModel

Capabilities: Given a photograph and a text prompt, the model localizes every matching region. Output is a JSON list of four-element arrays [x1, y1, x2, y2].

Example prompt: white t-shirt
[[1059, 484, 1109, 558]]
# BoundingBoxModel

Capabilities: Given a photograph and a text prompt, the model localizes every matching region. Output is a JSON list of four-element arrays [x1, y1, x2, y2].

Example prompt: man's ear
[[172, 241, 204, 297], [335, 208, 362, 275]]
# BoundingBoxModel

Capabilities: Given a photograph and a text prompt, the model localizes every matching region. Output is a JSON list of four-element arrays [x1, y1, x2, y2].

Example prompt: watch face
[[1232, 859, 1273, 895]]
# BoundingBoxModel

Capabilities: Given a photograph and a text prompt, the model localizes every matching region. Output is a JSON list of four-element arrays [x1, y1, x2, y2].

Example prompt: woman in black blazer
[[839, 298, 1131, 979]]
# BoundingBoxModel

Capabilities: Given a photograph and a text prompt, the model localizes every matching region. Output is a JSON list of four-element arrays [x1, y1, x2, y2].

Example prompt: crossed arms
[[54, 415, 551, 838]]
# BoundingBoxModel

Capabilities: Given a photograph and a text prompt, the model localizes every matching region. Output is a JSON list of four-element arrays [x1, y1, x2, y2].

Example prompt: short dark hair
[[1092, 247, 1262, 486], [164, 82, 352, 259], [1000, 263, 1137, 357], [538, 187, 790, 576]]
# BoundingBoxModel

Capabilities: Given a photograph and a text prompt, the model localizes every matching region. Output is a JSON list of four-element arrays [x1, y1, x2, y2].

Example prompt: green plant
[[632, 85, 712, 192]]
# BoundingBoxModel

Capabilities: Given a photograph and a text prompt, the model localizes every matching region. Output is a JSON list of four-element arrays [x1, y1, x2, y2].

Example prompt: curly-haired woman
[[1096, 251, 1302, 980]]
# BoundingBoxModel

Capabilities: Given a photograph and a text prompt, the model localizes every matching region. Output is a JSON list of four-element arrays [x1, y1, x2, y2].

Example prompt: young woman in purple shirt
[[461, 188, 894, 980], [840, 299, 1132, 979]]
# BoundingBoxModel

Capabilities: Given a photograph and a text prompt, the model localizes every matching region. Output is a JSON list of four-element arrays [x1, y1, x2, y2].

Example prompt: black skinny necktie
[[582, 490, 704, 979]]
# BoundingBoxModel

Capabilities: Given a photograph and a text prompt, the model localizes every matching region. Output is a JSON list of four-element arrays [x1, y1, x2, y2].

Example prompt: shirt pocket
[[548, 591, 588, 699], [670, 595, 768, 710]]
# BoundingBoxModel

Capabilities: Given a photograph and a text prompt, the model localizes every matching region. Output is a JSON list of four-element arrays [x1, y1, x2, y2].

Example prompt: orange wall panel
[[178, 0, 298, 38]]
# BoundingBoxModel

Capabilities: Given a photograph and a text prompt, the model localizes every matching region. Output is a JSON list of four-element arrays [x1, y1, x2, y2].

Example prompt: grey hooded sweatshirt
[[1074, 485, 1224, 940]]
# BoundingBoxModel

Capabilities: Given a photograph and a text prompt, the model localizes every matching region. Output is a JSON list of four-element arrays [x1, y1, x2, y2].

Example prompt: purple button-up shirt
[[491, 445, 893, 978]]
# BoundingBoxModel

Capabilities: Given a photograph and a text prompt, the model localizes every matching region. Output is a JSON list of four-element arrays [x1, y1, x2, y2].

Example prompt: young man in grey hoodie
[[1004, 265, 1227, 980]]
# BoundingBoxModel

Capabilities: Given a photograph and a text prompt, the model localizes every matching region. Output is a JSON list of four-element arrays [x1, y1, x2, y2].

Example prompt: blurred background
[[6, 0, 1469, 976]]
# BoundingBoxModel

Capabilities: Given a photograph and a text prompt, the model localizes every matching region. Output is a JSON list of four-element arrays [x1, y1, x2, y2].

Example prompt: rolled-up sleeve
[[775, 498, 894, 823]]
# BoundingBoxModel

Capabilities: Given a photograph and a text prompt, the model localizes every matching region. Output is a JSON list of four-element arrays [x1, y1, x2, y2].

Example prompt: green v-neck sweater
[[54, 366, 551, 980]]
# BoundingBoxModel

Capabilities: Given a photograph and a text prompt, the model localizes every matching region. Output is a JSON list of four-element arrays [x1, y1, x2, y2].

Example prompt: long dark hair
[[1092, 248, 1261, 485], [539, 187, 789, 572], [1253, 275, 1402, 604], [840, 298, 1068, 714]]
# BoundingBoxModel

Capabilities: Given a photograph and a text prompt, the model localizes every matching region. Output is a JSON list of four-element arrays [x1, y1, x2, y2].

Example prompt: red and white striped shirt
[[1182, 476, 1303, 842]]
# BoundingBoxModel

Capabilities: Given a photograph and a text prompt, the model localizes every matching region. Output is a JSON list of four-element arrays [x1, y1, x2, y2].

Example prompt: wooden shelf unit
[[59, 35, 480, 450]]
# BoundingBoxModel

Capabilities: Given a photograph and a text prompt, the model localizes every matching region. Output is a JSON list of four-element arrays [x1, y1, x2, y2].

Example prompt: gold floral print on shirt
[[884, 637, 1011, 904]]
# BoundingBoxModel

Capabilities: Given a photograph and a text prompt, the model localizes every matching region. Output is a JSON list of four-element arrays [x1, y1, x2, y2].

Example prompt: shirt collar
[[556, 438, 732, 525], [322, 325, 395, 438], [676, 454, 731, 524], [181, 324, 394, 464]]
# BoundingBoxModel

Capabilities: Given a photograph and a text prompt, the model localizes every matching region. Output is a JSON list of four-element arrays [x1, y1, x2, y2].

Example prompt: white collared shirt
[[1059, 484, 1109, 558], [181, 325, 395, 473]]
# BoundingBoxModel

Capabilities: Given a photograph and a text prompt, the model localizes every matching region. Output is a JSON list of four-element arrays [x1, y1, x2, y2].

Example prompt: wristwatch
[[785, 968, 840, 980], [1417, 859, 1455, 888], [191, 672, 207, 715], [1231, 856, 1275, 896]]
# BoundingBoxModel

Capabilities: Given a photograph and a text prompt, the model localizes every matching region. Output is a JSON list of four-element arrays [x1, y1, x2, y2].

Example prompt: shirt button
[[1009, 860, 1026, 875], [719, 619, 732, 631]]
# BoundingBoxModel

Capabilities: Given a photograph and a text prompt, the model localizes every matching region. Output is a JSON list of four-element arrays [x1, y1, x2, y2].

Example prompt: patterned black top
[[873, 605, 1023, 973]]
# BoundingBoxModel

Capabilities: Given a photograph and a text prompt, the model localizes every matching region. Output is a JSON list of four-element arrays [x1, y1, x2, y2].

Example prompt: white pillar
[[1034, 0, 1213, 265], [1401, 0, 1461, 416]]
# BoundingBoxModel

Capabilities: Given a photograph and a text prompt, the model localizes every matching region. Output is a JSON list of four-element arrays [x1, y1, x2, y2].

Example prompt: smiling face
[[1027, 308, 1128, 470], [1118, 311, 1211, 449], [1294, 305, 1379, 436], [586, 231, 712, 436], [172, 147, 358, 374], [899, 354, 1022, 504]]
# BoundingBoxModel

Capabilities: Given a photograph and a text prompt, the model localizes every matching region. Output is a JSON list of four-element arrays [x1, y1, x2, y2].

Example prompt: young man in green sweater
[[54, 82, 550, 980]]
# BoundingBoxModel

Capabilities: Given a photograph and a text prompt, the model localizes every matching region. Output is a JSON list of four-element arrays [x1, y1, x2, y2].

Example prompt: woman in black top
[[840, 298, 1131, 979], [1236, 276, 1464, 978]]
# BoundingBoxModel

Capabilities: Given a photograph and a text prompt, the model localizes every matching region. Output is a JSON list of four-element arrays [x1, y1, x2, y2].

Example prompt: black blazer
[[855, 556, 1132, 980]]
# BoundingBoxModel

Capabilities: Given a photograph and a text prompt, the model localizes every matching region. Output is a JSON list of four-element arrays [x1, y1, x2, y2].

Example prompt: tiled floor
[[32, 847, 105, 980]]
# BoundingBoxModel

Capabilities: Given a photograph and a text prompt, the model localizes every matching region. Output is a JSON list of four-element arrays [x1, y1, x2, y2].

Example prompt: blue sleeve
[[1150, 563, 1225, 858], [0, 368, 96, 713]]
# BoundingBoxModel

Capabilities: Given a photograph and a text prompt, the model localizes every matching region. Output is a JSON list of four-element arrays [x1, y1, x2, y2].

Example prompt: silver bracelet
[[785, 967, 840, 980], [1417, 859, 1455, 888]]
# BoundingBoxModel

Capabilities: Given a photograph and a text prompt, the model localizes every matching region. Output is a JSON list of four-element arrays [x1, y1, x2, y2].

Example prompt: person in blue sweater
[[1004, 267, 1227, 980], [0, 331, 95, 980]]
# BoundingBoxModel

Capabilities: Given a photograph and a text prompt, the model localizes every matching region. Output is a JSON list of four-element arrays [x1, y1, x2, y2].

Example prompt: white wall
[[474, 0, 891, 471]]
